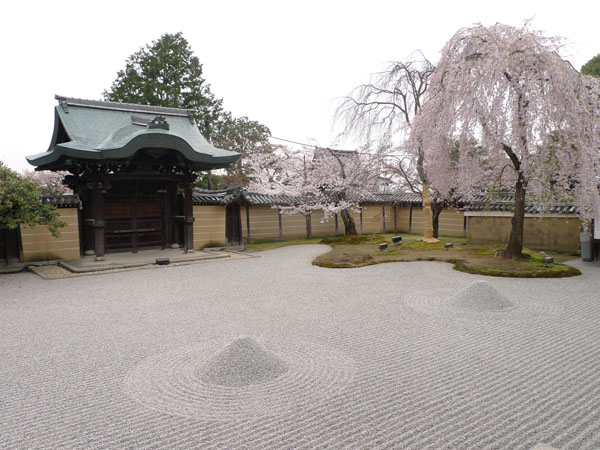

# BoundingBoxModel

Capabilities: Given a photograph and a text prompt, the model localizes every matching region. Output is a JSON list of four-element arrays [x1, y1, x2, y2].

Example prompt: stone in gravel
[[453, 281, 514, 311], [200, 337, 289, 387]]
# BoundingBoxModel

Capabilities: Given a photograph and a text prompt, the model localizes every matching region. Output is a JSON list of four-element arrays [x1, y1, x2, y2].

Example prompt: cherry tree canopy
[[248, 146, 386, 234], [21, 170, 71, 195], [410, 23, 600, 256]]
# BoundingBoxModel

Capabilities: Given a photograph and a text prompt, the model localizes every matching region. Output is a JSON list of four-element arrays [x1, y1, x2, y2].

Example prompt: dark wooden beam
[[246, 205, 251, 244], [164, 183, 174, 247], [278, 210, 283, 240], [88, 181, 110, 260], [131, 195, 138, 253], [360, 209, 364, 233], [182, 183, 194, 252]]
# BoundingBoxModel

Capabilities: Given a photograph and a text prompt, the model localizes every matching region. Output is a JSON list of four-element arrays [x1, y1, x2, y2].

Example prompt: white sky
[[1, 0, 598, 171]]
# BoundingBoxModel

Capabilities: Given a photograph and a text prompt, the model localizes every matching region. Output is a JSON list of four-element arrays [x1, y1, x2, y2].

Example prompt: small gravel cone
[[453, 281, 514, 311], [201, 337, 288, 387]]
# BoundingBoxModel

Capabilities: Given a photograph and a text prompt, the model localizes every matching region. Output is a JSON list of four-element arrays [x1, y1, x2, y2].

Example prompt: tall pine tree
[[104, 32, 271, 186]]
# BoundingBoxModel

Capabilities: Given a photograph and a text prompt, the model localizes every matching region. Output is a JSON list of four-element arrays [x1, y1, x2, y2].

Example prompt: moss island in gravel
[[309, 233, 581, 278]]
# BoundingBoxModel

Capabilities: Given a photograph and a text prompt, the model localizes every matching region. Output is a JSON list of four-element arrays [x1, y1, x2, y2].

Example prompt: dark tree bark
[[502, 143, 527, 259], [505, 175, 526, 259], [305, 214, 312, 239], [432, 201, 444, 238], [340, 210, 358, 235]]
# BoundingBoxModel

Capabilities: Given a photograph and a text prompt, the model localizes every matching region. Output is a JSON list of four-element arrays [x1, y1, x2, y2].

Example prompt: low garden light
[[392, 236, 402, 245], [445, 243, 454, 250], [379, 243, 388, 252], [156, 258, 170, 265], [543, 256, 554, 267]]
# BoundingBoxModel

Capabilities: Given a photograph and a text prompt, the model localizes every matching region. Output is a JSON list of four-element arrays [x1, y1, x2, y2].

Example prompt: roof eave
[[27, 133, 240, 170], [55, 95, 195, 119]]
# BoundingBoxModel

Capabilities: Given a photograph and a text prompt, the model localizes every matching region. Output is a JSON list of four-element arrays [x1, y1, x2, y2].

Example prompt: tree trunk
[[340, 210, 358, 235], [432, 200, 444, 239], [421, 184, 439, 243], [505, 177, 526, 259]]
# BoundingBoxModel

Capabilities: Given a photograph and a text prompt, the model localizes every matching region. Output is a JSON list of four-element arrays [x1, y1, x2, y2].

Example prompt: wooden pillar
[[80, 187, 95, 255], [409, 204, 413, 234], [335, 213, 339, 235], [278, 210, 283, 240], [76, 201, 84, 257], [394, 205, 398, 232], [131, 195, 138, 253], [246, 205, 251, 244], [171, 184, 182, 248], [360, 208, 364, 233], [382, 205, 386, 233], [88, 181, 109, 261], [164, 183, 174, 248], [183, 183, 194, 253]]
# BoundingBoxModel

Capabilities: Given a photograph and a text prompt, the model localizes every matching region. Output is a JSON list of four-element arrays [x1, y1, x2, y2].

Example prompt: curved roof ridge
[[55, 95, 194, 117], [28, 97, 240, 171]]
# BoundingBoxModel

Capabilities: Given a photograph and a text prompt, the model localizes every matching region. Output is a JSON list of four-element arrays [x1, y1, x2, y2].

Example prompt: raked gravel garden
[[1, 244, 599, 449]]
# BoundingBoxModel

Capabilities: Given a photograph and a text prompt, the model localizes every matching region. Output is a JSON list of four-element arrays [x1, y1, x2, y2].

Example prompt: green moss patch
[[319, 234, 387, 245], [246, 232, 580, 278], [453, 259, 581, 278], [316, 253, 376, 268], [312, 234, 580, 278]]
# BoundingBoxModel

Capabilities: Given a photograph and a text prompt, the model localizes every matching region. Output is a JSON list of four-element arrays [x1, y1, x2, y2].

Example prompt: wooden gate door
[[226, 203, 242, 246], [0, 227, 22, 264], [105, 194, 164, 253]]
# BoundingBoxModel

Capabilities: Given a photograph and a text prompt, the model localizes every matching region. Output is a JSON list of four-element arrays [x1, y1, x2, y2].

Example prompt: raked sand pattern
[[404, 279, 564, 322], [123, 336, 355, 420], [1, 245, 600, 449]]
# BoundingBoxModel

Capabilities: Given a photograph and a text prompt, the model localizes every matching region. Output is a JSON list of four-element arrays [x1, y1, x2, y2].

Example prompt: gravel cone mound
[[453, 281, 514, 311], [200, 337, 289, 387]]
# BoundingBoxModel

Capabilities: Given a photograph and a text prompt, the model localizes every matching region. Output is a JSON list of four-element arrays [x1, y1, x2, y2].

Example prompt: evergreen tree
[[104, 32, 271, 183], [0, 162, 66, 236], [581, 53, 600, 78]]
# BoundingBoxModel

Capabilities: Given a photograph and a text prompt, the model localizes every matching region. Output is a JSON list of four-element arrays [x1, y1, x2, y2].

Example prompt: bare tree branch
[[335, 50, 434, 147]]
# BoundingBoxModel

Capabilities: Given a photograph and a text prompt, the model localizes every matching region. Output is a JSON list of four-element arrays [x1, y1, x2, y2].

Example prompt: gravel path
[[1, 245, 599, 449]]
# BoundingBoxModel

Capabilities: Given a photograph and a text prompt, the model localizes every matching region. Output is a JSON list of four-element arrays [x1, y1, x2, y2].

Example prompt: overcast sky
[[1, 0, 597, 171]]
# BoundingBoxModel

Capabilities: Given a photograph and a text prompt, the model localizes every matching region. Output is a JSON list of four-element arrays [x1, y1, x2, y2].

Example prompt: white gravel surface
[[453, 280, 515, 311], [200, 336, 289, 387], [1, 245, 599, 449]]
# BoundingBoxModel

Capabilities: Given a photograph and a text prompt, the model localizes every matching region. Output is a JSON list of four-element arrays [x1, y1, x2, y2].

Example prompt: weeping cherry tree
[[410, 23, 600, 259]]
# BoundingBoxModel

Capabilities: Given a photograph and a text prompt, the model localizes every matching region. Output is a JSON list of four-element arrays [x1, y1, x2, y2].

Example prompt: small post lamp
[[444, 243, 454, 250], [392, 236, 402, 245], [379, 243, 389, 252], [543, 256, 554, 267]]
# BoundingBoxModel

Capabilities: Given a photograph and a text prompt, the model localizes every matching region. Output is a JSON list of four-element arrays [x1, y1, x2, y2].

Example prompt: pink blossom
[[410, 23, 600, 219], [248, 146, 387, 220]]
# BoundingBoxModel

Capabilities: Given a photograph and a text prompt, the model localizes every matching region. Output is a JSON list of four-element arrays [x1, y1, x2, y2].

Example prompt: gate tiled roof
[[27, 96, 240, 171]]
